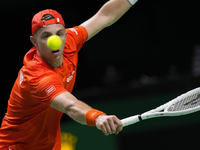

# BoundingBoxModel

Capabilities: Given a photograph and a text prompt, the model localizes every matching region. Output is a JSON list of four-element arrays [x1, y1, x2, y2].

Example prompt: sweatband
[[85, 109, 106, 126], [128, 0, 138, 5]]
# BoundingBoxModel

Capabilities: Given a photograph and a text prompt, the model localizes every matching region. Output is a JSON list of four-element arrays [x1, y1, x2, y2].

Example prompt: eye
[[57, 32, 63, 37], [57, 33, 62, 36], [44, 35, 50, 39], [42, 33, 51, 39]]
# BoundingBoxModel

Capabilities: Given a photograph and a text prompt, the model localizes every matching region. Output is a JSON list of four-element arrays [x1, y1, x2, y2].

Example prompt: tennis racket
[[120, 87, 200, 127]]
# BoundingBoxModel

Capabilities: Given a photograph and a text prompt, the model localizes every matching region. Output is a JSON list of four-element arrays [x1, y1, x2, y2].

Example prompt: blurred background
[[1, 0, 200, 149]]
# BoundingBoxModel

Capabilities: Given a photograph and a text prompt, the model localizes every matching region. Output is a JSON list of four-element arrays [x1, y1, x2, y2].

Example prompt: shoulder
[[64, 26, 88, 54], [65, 26, 88, 43]]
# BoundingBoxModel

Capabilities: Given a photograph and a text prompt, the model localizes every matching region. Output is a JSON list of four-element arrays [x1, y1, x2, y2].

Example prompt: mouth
[[52, 50, 60, 54]]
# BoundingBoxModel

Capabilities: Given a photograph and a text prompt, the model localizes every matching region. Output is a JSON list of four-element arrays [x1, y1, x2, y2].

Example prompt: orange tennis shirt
[[0, 26, 88, 150]]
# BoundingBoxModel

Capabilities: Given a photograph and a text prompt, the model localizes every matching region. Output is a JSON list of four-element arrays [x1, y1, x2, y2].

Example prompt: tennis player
[[0, 0, 138, 149]]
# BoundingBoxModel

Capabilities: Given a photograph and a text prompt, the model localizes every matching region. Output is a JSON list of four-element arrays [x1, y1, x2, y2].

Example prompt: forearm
[[50, 92, 123, 135], [98, 0, 132, 27], [50, 92, 92, 124], [65, 99, 92, 124], [81, 0, 137, 40]]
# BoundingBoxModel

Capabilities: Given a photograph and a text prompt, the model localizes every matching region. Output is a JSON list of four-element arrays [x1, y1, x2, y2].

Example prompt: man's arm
[[80, 0, 136, 41], [50, 92, 123, 135], [50, 92, 92, 124]]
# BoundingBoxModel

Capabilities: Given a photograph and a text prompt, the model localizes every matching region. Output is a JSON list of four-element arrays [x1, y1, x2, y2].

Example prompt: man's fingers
[[100, 120, 113, 135], [109, 120, 117, 134], [95, 115, 123, 136], [100, 123, 109, 136], [113, 118, 123, 135]]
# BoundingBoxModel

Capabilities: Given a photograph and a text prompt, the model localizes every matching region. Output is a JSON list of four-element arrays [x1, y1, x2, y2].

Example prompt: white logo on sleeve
[[20, 71, 24, 84], [69, 28, 78, 35], [67, 71, 75, 83], [45, 85, 56, 96]]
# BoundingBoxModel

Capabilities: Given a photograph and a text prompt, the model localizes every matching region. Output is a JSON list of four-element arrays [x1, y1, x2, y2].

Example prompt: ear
[[30, 35, 37, 46]]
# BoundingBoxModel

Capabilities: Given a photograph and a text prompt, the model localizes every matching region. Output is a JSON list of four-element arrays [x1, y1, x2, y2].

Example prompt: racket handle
[[115, 115, 140, 127], [121, 115, 140, 127]]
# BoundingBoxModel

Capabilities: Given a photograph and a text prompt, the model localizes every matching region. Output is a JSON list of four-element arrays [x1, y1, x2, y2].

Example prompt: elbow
[[105, 16, 118, 27]]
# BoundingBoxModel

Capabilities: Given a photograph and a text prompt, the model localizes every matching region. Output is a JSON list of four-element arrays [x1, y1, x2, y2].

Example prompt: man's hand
[[95, 115, 123, 136]]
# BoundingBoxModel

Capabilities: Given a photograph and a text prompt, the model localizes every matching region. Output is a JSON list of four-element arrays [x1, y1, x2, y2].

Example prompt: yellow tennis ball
[[47, 35, 62, 50]]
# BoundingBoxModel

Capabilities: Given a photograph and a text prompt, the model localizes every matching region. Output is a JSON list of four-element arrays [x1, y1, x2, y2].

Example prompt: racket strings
[[167, 93, 200, 111]]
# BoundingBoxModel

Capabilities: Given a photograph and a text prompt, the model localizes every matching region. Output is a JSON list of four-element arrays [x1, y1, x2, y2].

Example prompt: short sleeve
[[30, 75, 68, 106], [65, 26, 88, 53]]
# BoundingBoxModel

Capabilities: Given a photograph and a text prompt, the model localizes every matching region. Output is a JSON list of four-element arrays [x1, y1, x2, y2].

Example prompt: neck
[[46, 57, 63, 68], [49, 59, 63, 68], [37, 50, 63, 68]]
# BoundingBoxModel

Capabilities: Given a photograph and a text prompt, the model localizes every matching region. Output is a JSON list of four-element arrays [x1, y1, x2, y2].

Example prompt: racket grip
[[115, 115, 140, 128], [121, 115, 140, 127]]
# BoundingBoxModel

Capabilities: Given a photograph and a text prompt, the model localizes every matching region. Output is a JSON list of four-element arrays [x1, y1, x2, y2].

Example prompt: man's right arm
[[50, 92, 123, 135], [50, 92, 92, 124]]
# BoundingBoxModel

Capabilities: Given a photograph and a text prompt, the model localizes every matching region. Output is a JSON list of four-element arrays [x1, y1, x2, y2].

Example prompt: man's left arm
[[80, 0, 138, 41]]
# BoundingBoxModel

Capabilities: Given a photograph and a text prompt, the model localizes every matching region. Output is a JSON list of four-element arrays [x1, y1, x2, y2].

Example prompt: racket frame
[[121, 87, 200, 127]]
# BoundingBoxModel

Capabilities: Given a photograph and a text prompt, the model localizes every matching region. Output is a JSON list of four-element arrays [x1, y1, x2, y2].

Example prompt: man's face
[[32, 24, 66, 67]]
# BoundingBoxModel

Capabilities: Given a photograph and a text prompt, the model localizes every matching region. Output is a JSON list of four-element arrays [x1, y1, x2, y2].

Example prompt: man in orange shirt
[[0, 0, 138, 149]]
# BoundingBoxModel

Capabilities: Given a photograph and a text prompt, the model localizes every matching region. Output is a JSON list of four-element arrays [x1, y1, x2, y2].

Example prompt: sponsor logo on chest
[[67, 71, 75, 83]]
